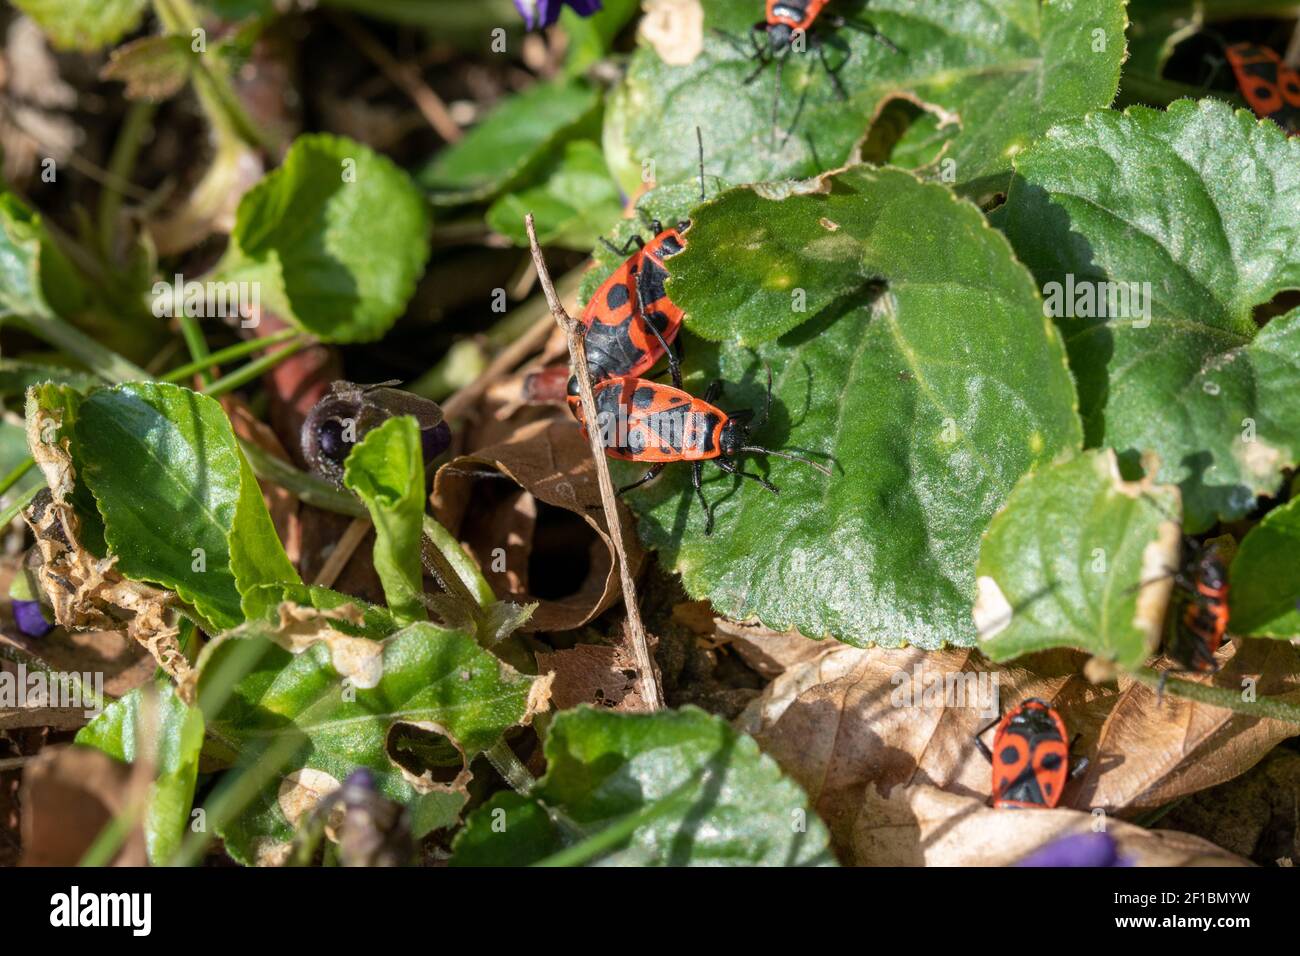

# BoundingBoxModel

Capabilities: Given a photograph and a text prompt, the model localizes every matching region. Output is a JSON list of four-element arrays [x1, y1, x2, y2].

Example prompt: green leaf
[[560, 0, 642, 78], [213, 134, 431, 344], [1001, 99, 1300, 532], [487, 140, 624, 250], [975, 449, 1182, 669], [627, 166, 1081, 649], [11, 0, 146, 51], [74, 383, 299, 631], [0, 193, 89, 322], [418, 79, 602, 206], [342, 416, 428, 626], [76, 681, 204, 865], [194, 617, 546, 866], [452, 706, 834, 866], [1230, 496, 1300, 638], [604, 0, 1126, 195]]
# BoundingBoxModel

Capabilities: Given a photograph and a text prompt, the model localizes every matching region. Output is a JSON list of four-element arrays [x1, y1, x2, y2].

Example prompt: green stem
[[152, 0, 282, 155], [163, 329, 302, 382], [97, 100, 156, 259], [10, 312, 148, 384], [200, 339, 309, 398], [236, 440, 365, 516], [1131, 666, 1300, 724], [0, 458, 35, 498], [177, 314, 214, 386], [422, 515, 495, 609]]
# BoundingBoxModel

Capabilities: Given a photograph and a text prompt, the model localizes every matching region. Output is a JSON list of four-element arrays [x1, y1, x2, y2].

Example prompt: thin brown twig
[[440, 311, 556, 422], [525, 214, 663, 711], [312, 516, 371, 588], [329, 12, 463, 143]]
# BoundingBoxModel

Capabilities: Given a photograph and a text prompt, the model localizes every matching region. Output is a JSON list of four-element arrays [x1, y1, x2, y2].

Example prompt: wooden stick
[[329, 12, 463, 143], [312, 516, 371, 588], [525, 215, 663, 711], [440, 311, 555, 422]]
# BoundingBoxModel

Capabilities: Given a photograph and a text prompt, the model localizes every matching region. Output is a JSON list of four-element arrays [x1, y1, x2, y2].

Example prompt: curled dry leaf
[[851, 784, 1251, 867], [736, 643, 1115, 853], [1077, 640, 1300, 813], [20, 744, 148, 866], [24, 398, 192, 685], [535, 643, 645, 711], [432, 414, 643, 632]]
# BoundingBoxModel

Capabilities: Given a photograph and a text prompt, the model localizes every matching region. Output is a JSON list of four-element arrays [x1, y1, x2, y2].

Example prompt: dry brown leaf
[[535, 643, 644, 711], [851, 784, 1251, 867], [736, 644, 1114, 850], [714, 618, 829, 678], [19, 745, 148, 866], [432, 414, 644, 632], [1078, 640, 1300, 812]]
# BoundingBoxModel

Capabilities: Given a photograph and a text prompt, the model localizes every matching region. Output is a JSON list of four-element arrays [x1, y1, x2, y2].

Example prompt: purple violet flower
[[1017, 832, 1130, 867], [514, 0, 603, 31], [12, 599, 54, 638]]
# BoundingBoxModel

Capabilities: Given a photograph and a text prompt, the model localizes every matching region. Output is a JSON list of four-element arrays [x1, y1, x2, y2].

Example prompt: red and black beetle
[[573, 333, 832, 534], [1164, 541, 1231, 674], [564, 129, 707, 414], [1224, 42, 1300, 135], [975, 699, 1085, 810]]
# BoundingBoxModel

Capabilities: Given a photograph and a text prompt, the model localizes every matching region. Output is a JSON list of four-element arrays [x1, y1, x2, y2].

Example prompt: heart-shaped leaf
[[418, 79, 602, 206], [213, 134, 431, 344], [605, 0, 1126, 195], [76, 680, 204, 865], [1001, 99, 1300, 531], [975, 449, 1182, 669], [1230, 495, 1300, 638], [343, 416, 428, 626], [626, 165, 1081, 649], [195, 614, 549, 866], [73, 383, 300, 632], [451, 706, 834, 866]]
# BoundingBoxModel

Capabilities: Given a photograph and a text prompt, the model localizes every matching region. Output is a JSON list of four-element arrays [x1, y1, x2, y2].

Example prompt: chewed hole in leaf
[[386, 721, 469, 792], [857, 94, 960, 170]]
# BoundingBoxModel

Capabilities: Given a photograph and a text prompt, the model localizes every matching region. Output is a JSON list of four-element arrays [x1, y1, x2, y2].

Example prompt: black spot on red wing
[[999, 746, 1018, 764], [1043, 782, 1054, 797], [626, 425, 646, 454], [605, 282, 630, 311], [1039, 752, 1062, 770], [637, 259, 670, 308], [632, 386, 657, 409]]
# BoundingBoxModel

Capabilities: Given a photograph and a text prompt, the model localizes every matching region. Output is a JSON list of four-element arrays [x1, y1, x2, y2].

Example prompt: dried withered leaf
[[851, 784, 1251, 867], [736, 644, 1111, 850], [432, 414, 644, 632], [713, 617, 828, 678], [535, 643, 644, 711], [23, 402, 191, 687], [22, 489, 192, 688], [20, 745, 148, 866], [1078, 640, 1300, 813]]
